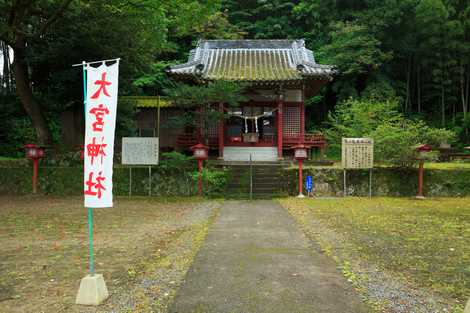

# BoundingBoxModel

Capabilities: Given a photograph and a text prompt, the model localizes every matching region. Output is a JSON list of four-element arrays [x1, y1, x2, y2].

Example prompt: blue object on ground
[[306, 175, 313, 192]]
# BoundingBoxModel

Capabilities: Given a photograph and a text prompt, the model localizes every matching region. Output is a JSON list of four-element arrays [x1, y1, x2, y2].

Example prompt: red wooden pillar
[[218, 102, 224, 158], [198, 159, 203, 196], [277, 91, 284, 159], [32, 158, 39, 194]]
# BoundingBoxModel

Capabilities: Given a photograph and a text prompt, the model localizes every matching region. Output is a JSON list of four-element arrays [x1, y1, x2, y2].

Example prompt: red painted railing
[[284, 133, 326, 148]]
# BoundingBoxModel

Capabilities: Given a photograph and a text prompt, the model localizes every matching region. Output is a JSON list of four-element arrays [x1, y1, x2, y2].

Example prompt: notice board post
[[341, 138, 374, 197]]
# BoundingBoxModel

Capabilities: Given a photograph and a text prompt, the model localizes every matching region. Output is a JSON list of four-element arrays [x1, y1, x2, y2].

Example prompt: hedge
[[281, 167, 470, 197], [0, 166, 209, 196], [2, 165, 470, 197]]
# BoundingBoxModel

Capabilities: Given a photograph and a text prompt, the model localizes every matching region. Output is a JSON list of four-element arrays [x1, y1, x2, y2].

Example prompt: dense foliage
[[0, 0, 469, 159], [326, 98, 456, 165]]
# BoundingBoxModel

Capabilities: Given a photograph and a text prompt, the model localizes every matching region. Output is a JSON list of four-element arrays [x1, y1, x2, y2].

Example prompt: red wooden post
[[24, 144, 44, 194], [198, 159, 203, 196], [218, 102, 224, 158], [277, 92, 283, 159], [416, 160, 424, 199], [32, 158, 39, 194]]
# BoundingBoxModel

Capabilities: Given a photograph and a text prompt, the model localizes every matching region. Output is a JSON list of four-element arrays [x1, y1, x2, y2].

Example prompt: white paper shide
[[84, 63, 119, 208]]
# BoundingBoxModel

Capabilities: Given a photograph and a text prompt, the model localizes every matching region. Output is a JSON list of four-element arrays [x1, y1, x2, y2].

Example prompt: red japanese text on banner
[[84, 63, 119, 208]]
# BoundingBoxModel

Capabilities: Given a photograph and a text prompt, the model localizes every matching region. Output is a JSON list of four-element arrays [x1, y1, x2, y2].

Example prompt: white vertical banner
[[84, 62, 119, 208]]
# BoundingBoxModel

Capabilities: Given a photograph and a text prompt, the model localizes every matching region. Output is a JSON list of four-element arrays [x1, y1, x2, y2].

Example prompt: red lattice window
[[204, 119, 218, 138], [202, 104, 219, 139], [283, 105, 300, 136]]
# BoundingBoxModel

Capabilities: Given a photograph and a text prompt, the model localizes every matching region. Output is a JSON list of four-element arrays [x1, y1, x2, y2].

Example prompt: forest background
[[0, 0, 469, 157]]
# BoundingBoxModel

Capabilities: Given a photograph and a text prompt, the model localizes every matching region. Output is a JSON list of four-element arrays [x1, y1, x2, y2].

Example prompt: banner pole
[[88, 207, 94, 275], [82, 61, 94, 276]]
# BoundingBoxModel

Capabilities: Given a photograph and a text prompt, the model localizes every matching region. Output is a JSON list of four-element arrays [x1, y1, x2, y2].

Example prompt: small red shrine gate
[[167, 39, 335, 161]]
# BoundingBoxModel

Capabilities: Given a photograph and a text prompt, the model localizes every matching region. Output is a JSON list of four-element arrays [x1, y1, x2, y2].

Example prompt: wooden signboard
[[341, 138, 374, 169], [122, 137, 159, 165]]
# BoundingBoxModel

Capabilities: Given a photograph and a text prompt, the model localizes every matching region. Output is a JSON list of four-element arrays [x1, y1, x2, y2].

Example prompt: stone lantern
[[24, 144, 45, 193], [293, 143, 308, 198], [191, 143, 209, 196]]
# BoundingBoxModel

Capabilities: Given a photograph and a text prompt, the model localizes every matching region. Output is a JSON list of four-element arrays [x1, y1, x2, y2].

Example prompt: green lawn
[[280, 197, 470, 312]]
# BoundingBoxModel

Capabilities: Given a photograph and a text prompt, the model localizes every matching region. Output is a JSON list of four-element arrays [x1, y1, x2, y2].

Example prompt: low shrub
[[325, 98, 456, 166]]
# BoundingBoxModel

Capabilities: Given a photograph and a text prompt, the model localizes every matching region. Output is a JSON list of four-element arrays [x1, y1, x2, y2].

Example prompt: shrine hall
[[165, 39, 336, 161]]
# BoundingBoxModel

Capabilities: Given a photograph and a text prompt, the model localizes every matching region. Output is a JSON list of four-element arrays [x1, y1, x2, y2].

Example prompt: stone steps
[[222, 164, 284, 198]]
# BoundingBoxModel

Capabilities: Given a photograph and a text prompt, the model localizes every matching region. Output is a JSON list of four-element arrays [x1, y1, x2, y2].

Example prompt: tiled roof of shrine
[[167, 40, 336, 83]]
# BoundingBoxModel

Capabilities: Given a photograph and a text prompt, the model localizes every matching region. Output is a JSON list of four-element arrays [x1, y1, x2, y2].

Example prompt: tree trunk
[[1, 41, 11, 93], [465, 72, 470, 116], [452, 100, 456, 124], [417, 64, 421, 114], [462, 66, 467, 120], [13, 37, 51, 145], [405, 55, 411, 113], [441, 82, 445, 127], [465, 68, 469, 137]]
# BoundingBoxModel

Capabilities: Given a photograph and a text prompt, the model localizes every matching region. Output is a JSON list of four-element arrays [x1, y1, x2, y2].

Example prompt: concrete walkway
[[170, 200, 368, 313]]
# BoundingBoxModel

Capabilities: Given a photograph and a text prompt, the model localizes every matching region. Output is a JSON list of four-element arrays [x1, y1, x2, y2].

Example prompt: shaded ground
[[170, 200, 369, 313], [0, 196, 219, 313], [280, 197, 470, 312]]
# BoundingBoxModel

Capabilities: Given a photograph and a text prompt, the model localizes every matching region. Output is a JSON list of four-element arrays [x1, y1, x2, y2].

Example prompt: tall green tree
[[0, 0, 232, 145], [318, 21, 392, 101], [0, 0, 74, 144]]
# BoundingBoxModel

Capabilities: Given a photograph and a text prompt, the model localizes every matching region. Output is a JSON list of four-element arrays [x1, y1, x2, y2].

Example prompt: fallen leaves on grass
[[280, 197, 469, 312]]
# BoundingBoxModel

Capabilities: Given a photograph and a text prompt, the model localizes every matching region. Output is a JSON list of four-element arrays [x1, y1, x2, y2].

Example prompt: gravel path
[[73, 201, 220, 313], [169, 200, 368, 313]]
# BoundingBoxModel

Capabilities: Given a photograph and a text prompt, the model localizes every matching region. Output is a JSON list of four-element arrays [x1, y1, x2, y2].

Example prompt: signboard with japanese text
[[341, 138, 374, 169], [84, 62, 119, 208], [122, 137, 159, 165]]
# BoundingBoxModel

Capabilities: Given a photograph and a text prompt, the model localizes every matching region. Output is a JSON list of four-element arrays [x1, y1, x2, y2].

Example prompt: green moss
[[281, 167, 470, 197], [0, 165, 229, 197], [280, 197, 469, 310]]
